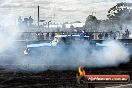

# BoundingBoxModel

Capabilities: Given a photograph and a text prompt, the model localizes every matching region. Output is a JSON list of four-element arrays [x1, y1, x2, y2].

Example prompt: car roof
[[27, 35, 90, 48], [27, 43, 51, 48], [55, 35, 89, 38]]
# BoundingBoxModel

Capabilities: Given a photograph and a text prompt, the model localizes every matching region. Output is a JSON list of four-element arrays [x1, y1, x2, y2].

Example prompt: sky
[[0, 0, 132, 24]]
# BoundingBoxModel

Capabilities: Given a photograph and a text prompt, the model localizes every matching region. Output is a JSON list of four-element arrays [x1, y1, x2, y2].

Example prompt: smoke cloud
[[0, 14, 20, 53], [0, 37, 130, 71], [0, 15, 130, 71], [85, 40, 130, 67]]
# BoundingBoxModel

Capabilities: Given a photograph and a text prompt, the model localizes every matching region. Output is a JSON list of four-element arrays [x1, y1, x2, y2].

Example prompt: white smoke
[[0, 14, 20, 53], [0, 15, 130, 71], [0, 39, 130, 71], [84, 40, 130, 67]]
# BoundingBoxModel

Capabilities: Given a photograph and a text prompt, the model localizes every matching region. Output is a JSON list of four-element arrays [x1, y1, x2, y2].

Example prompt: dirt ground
[[0, 63, 132, 88], [0, 42, 132, 88]]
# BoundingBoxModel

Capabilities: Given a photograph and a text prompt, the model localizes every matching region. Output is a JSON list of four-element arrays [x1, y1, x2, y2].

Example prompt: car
[[24, 35, 105, 56]]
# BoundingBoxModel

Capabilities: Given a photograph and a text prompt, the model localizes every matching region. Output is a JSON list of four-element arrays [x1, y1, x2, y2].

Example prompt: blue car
[[24, 35, 105, 56]]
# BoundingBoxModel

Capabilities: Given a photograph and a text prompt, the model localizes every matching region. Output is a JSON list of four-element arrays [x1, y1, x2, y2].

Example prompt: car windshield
[[59, 37, 72, 45], [51, 36, 59, 46], [51, 35, 90, 46]]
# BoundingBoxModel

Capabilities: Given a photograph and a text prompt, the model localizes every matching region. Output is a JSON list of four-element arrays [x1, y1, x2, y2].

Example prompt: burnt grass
[[0, 60, 132, 88]]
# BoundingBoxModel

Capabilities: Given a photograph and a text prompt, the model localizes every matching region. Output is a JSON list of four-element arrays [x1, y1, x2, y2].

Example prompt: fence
[[18, 31, 131, 41]]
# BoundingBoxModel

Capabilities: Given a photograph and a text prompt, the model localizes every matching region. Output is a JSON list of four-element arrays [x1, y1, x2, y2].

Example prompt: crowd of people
[[80, 29, 130, 40], [36, 32, 55, 41], [24, 29, 130, 41]]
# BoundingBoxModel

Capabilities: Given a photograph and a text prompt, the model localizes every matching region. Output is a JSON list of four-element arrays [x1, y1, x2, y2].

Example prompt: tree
[[107, 2, 132, 21], [85, 15, 99, 32], [107, 2, 132, 30]]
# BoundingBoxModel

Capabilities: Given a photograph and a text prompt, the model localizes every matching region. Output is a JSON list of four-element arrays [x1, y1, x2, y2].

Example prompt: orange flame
[[78, 66, 86, 76]]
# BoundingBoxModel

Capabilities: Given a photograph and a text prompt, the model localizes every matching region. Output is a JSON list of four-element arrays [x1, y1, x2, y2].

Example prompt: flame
[[78, 66, 86, 76]]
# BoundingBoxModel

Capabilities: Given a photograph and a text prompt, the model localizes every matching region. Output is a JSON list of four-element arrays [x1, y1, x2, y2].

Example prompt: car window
[[51, 37, 59, 46], [57, 37, 71, 45]]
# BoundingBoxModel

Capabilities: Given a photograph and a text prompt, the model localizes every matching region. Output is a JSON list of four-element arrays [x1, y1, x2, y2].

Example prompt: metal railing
[[17, 32, 131, 41]]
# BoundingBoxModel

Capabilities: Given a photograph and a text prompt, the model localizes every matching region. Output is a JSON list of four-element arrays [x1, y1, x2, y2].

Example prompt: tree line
[[85, 2, 132, 32]]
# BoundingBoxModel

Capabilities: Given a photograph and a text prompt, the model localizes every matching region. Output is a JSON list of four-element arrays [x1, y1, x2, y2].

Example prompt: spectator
[[110, 31, 116, 39], [104, 33, 108, 39], [98, 33, 103, 39], [110, 31, 113, 39], [51, 32, 55, 40], [40, 33, 44, 40], [113, 33, 117, 39], [46, 32, 49, 40], [80, 30, 85, 37], [125, 29, 130, 38], [36, 32, 41, 41]]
